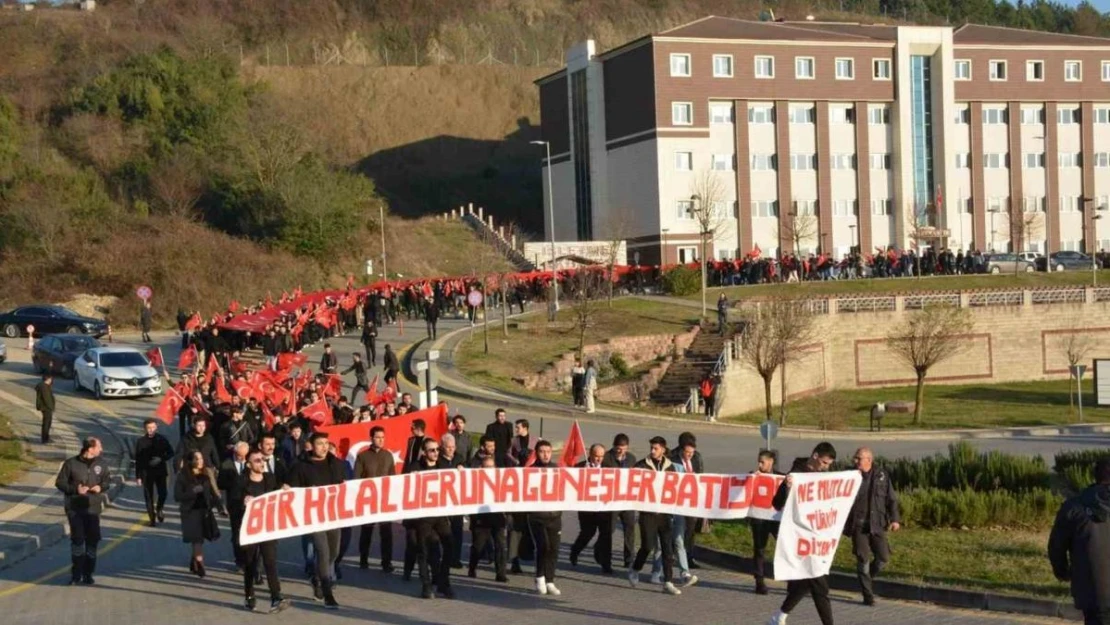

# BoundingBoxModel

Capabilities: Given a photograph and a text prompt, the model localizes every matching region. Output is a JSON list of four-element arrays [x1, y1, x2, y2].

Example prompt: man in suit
[[218, 442, 252, 572], [603, 433, 638, 567], [257, 434, 287, 485], [35, 373, 55, 444], [134, 419, 174, 526], [569, 444, 614, 573]]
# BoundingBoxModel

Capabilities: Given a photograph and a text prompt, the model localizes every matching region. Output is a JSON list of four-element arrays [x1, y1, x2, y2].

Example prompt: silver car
[[983, 253, 1035, 274], [0, 339, 6, 364], [73, 346, 162, 399]]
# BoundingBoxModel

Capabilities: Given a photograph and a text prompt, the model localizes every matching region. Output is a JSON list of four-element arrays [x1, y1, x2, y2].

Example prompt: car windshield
[[60, 338, 99, 352], [100, 353, 148, 368], [48, 307, 81, 318]]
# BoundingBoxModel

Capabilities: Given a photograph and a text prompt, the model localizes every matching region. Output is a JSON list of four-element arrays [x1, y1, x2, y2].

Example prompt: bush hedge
[[900, 488, 1062, 530], [1054, 449, 1110, 494], [661, 266, 701, 296], [884, 442, 1051, 493]]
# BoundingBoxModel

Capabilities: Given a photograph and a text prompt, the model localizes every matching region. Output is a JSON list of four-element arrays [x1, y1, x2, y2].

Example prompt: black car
[[0, 305, 109, 339], [1036, 251, 1093, 272], [32, 334, 102, 378]]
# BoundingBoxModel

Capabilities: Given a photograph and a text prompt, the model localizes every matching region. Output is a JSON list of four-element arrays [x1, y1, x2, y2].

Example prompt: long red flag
[[177, 344, 198, 370], [154, 385, 187, 426], [302, 397, 333, 427], [560, 420, 587, 467]]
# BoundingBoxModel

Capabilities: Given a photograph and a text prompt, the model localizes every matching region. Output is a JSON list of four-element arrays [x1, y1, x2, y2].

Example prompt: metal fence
[[736, 286, 1098, 316]]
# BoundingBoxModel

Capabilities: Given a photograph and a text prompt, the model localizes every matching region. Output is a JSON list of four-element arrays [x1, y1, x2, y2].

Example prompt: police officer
[[55, 436, 111, 585], [847, 447, 900, 606]]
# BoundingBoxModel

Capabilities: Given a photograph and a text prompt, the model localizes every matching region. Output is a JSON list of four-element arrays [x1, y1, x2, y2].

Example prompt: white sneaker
[[682, 574, 699, 587], [650, 573, 663, 584], [627, 570, 639, 588], [535, 576, 547, 595], [545, 583, 561, 596], [663, 581, 681, 595], [765, 611, 788, 625]]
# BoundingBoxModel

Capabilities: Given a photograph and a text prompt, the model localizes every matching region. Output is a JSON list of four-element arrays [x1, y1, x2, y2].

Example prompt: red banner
[[319, 403, 448, 471]]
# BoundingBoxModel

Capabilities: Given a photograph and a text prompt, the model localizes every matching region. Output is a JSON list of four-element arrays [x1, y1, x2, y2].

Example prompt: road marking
[[0, 470, 59, 522], [0, 515, 145, 598]]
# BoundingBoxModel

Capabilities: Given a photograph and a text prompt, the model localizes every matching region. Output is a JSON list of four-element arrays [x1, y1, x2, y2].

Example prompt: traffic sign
[[415, 361, 429, 372], [759, 420, 779, 447], [1070, 364, 1087, 379], [136, 285, 153, 300], [427, 350, 440, 360], [467, 291, 483, 307]]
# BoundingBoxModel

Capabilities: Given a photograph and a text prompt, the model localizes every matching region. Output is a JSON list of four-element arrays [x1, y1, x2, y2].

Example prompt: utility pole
[[379, 204, 388, 279]]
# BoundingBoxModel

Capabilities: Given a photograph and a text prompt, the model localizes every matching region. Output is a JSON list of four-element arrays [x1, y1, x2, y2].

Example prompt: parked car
[[73, 347, 162, 400], [0, 339, 6, 364], [1017, 251, 1042, 264], [32, 334, 102, 378], [1036, 251, 1092, 272], [982, 253, 1035, 274], [0, 305, 109, 339]]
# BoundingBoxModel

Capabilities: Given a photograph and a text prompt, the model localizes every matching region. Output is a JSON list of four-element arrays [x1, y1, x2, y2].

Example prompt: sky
[[1055, 0, 1110, 11]]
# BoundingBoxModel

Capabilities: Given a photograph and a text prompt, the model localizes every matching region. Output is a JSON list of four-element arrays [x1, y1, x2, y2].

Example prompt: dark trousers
[[358, 522, 394, 567], [852, 531, 891, 601], [1085, 609, 1110, 625], [40, 410, 53, 443], [350, 382, 370, 406], [67, 508, 102, 577], [426, 320, 437, 339], [336, 526, 352, 569], [243, 541, 281, 600], [141, 472, 168, 521], [685, 516, 701, 561], [364, 342, 376, 367], [632, 513, 673, 582], [448, 516, 464, 565], [527, 515, 561, 581], [752, 520, 779, 581], [570, 511, 613, 569], [615, 510, 637, 565], [415, 519, 452, 589], [229, 506, 246, 567], [310, 530, 340, 582], [469, 518, 506, 577], [782, 576, 834, 625]]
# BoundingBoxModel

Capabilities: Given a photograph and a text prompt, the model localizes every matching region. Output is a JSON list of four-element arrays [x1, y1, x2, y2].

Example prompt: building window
[[1095, 152, 1110, 168], [955, 153, 970, 169], [755, 56, 775, 78], [871, 199, 892, 216], [1020, 108, 1044, 125], [711, 201, 731, 220], [711, 154, 734, 171], [710, 102, 733, 124], [795, 57, 815, 79], [1026, 60, 1044, 81], [983, 153, 1007, 169], [1059, 152, 1082, 168], [672, 102, 693, 125], [789, 106, 815, 124], [713, 55, 734, 78], [794, 199, 817, 216], [868, 106, 889, 125], [1023, 152, 1045, 169], [674, 152, 693, 171], [676, 200, 695, 219], [989, 60, 1007, 80], [873, 58, 891, 80], [1103, 61, 1110, 81], [1096, 108, 1110, 124], [829, 106, 855, 124], [1024, 196, 1046, 213], [954, 107, 970, 124], [988, 197, 1006, 214], [1065, 60, 1082, 82], [1102, 196, 1110, 211], [1060, 196, 1080, 213], [1057, 107, 1080, 124], [835, 58, 855, 80], [670, 54, 691, 77], [982, 108, 1008, 125], [831, 153, 855, 170], [870, 153, 892, 170], [790, 154, 817, 171], [753, 200, 779, 218], [954, 59, 971, 80], [832, 199, 857, 216], [748, 105, 774, 124], [750, 154, 777, 171]]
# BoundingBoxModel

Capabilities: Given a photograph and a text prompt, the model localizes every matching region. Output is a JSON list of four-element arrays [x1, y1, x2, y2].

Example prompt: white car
[[0, 338, 6, 364], [73, 347, 162, 399]]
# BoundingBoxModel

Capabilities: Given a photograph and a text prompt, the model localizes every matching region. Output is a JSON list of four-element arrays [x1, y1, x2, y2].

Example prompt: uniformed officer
[[55, 436, 111, 585]]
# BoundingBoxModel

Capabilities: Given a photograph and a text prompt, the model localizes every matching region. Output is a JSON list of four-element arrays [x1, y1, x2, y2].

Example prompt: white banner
[[772, 471, 862, 581], [240, 467, 784, 546]]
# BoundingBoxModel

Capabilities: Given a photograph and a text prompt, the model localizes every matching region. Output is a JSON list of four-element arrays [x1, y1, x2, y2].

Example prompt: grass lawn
[[702, 521, 1067, 599], [725, 378, 1110, 430], [456, 298, 699, 392], [0, 413, 31, 486], [703, 270, 1104, 301]]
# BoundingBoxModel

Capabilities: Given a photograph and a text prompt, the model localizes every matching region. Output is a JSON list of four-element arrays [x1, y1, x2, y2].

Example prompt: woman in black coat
[[174, 450, 224, 578]]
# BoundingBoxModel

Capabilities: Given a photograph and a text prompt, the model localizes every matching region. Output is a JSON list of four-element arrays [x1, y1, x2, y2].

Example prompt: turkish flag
[[314, 307, 337, 329], [302, 398, 333, 427], [559, 420, 587, 467], [145, 347, 163, 369], [346, 274, 354, 289], [260, 401, 276, 431], [177, 345, 198, 370], [265, 292, 273, 308], [322, 403, 448, 471], [365, 374, 379, 405], [205, 353, 220, 381], [381, 379, 398, 404], [190, 396, 212, 419], [214, 378, 232, 404], [231, 378, 258, 401], [228, 300, 240, 314], [322, 374, 343, 399], [277, 352, 308, 371], [154, 385, 187, 425], [184, 313, 203, 332]]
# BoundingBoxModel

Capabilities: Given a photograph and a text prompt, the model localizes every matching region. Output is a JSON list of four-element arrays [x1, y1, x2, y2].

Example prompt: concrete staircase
[[649, 324, 730, 408]]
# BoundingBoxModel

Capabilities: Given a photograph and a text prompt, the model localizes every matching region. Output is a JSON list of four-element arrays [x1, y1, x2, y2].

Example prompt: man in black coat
[[177, 418, 219, 472], [383, 344, 400, 384], [603, 433, 638, 567], [847, 447, 901, 606], [569, 444, 614, 573], [139, 300, 153, 343], [257, 434, 288, 485], [285, 432, 347, 609], [424, 298, 440, 340], [218, 441, 252, 571], [134, 419, 174, 526], [483, 408, 513, 464], [35, 373, 55, 444], [410, 439, 456, 599], [750, 450, 782, 595], [320, 343, 338, 375], [360, 321, 378, 367], [1050, 459, 1110, 625]]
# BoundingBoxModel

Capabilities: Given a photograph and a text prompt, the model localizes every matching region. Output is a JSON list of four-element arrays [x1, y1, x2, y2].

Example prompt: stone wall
[[597, 357, 674, 404], [721, 292, 1110, 417]]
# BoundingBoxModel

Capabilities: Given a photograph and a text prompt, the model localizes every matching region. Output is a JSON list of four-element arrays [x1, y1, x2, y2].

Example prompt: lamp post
[[691, 194, 710, 318], [379, 204, 387, 279], [1035, 134, 1050, 270], [1088, 197, 1101, 286], [530, 140, 559, 320], [661, 228, 670, 266], [988, 204, 999, 253]]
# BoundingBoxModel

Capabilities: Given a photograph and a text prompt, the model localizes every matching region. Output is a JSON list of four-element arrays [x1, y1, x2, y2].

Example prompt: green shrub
[[884, 441, 1051, 493], [662, 266, 700, 296], [609, 353, 631, 378], [900, 488, 1062, 530]]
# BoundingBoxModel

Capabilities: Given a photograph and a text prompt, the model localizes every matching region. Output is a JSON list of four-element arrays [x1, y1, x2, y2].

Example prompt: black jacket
[[773, 457, 815, 512], [484, 421, 513, 459], [668, 448, 704, 473], [217, 457, 251, 511], [403, 435, 432, 472], [844, 467, 900, 535], [526, 459, 562, 521], [177, 432, 220, 472], [320, 351, 338, 374], [602, 449, 638, 469], [134, 433, 174, 478], [383, 348, 400, 374], [55, 453, 112, 513], [35, 381, 55, 413], [1049, 484, 1110, 611], [342, 360, 369, 385], [286, 454, 347, 488], [174, 468, 222, 514]]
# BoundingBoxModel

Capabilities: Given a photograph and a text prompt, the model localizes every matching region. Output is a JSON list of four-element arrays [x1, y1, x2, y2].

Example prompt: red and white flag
[[302, 398, 333, 427], [560, 420, 587, 467], [154, 384, 187, 426], [177, 344, 198, 371], [145, 347, 163, 368]]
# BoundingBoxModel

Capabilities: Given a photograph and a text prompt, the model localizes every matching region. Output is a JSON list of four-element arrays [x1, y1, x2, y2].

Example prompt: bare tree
[[689, 169, 734, 318], [775, 300, 819, 426], [1011, 210, 1044, 274], [782, 210, 818, 257], [1056, 329, 1095, 417], [905, 201, 932, 276], [600, 208, 633, 308], [886, 305, 974, 425], [738, 298, 817, 424], [565, 269, 607, 361], [151, 148, 206, 218]]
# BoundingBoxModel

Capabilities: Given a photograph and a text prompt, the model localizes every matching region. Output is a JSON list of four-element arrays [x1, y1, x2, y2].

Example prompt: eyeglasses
[[424, 448, 440, 453]]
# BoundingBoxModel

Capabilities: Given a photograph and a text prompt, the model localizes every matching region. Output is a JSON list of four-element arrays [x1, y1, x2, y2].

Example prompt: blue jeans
[[651, 515, 689, 579]]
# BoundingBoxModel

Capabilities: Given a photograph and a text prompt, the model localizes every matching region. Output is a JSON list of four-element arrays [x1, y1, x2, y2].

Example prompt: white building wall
[[870, 110, 896, 250], [1096, 107, 1110, 250], [748, 102, 780, 256], [982, 108, 1012, 252], [950, 104, 973, 251], [1019, 105, 1048, 254], [708, 102, 739, 258], [656, 135, 711, 240], [829, 106, 858, 257]]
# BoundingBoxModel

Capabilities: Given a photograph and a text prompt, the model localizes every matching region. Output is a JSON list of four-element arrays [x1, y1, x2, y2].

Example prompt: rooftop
[[658, 16, 892, 43], [953, 23, 1110, 47]]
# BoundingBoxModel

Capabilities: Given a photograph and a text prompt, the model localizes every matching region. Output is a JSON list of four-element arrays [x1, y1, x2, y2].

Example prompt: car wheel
[[63, 363, 74, 379], [31, 356, 42, 375], [1055, 264, 1065, 272], [990, 266, 1000, 274], [65, 326, 82, 334], [2, 324, 18, 339], [1025, 265, 1034, 273], [94, 381, 103, 400], [73, 374, 82, 392]]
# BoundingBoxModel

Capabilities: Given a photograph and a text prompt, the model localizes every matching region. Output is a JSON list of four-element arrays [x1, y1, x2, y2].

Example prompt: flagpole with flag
[[559, 420, 586, 467]]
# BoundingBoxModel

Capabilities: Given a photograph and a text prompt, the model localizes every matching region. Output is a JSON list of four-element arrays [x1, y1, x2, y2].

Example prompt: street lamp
[[691, 194, 711, 318], [1088, 197, 1102, 286], [988, 204, 1000, 253], [1035, 134, 1050, 270], [530, 140, 559, 319], [661, 228, 670, 265]]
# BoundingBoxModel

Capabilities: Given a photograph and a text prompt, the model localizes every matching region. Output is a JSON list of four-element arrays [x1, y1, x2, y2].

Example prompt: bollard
[[26, 325, 35, 350]]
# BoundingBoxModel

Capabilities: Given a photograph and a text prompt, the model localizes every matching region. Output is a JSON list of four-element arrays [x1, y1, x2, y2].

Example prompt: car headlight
[[102, 376, 127, 384]]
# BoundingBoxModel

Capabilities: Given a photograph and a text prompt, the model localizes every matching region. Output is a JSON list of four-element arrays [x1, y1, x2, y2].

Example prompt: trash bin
[[869, 403, 886, 432]]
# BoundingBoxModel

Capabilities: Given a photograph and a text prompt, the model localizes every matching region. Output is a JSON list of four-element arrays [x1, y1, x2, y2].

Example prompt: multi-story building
[[534, 16, 1110, 264]]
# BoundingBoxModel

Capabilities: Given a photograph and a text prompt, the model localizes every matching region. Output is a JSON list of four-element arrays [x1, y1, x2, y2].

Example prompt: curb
[[690, 545, 1082, 622]]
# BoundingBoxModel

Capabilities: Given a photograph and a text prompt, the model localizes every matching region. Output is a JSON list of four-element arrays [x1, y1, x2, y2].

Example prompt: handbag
[[202, 508, 221, 542]]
